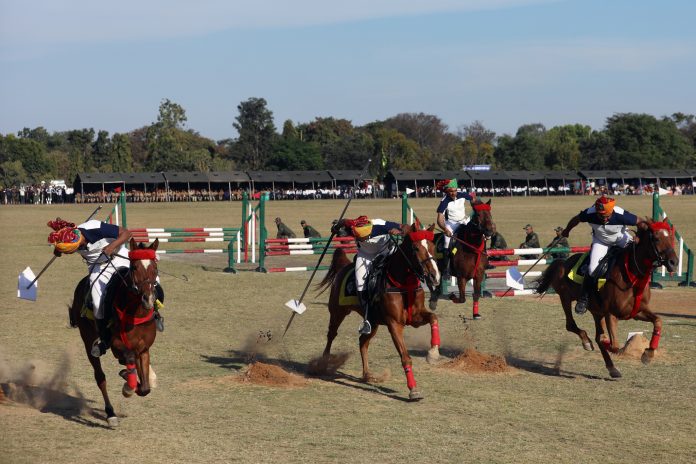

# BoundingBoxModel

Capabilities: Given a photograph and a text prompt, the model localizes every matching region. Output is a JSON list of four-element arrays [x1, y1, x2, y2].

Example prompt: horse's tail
[[316, 248, 351, 295], [535, 259, 566, 295], [68, 276, 90, 328]]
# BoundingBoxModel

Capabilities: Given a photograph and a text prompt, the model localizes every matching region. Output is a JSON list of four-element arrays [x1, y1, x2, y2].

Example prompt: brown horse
[[317, 224, 441, 401], [69, 238, 159, 426], [435, 199, 494, 319], [535, 219, 677, 378]]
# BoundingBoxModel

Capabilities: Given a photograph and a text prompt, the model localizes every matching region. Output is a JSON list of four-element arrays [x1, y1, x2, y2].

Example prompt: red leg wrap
[[404, 365, 416, 390], [473, 301, 479, 316], [601, 339, 611, 351], [649, 330, 661, 350], [126, 363, 137, 390], [431, 322, 441, 347]]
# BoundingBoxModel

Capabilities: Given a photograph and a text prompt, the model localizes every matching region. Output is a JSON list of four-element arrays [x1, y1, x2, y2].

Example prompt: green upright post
[[256, 193, 268, 273], [224, 233, 237, 274], [401, 193, 408, 224], [652, 192, 660, 221], [120, 191, 127, 228]]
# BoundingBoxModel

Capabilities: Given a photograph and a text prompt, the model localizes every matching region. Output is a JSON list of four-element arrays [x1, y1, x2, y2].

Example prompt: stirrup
[[90, 339, 108, 358], [358, 319, 372, 335], [154, 311, 164, 332], [575, 297, 588, 315]]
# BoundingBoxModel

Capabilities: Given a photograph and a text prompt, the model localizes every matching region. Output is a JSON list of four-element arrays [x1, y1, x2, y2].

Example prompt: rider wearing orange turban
[[48, 217, 132, 357], [561, 195, 645, 314], [332, 216, 404, 333]]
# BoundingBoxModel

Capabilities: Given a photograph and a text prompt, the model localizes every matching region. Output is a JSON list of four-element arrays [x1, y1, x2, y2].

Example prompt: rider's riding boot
[[442, 248, 451, 280], [575, 275, 594, 315], [91, 318, 112, 357], [357, 290, 372, 335]]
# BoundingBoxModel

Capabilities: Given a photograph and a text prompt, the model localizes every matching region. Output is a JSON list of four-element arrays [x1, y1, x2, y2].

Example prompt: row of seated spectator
[[1, 185, 74, 204]]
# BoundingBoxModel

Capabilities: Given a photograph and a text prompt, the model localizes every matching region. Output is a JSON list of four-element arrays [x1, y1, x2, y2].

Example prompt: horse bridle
[[389, 235, 434, 283], [630, 228, 671, 275]]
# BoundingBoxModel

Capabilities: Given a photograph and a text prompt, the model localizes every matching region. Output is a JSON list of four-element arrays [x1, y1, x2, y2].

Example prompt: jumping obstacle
[[651, 192, 696, 287], [112, 191, 242, 273]]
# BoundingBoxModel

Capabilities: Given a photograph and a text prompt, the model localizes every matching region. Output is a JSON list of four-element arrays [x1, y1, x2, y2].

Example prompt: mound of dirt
[[443, 348, 509, 373], [306, 353, 351, 377], [240, 362, 307, 388], [619, 334, 650, 359]]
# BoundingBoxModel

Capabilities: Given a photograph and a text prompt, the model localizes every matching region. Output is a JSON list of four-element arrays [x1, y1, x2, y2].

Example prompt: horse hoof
[[122, 383, 135, 398], [429, 300, 438, 311], [609, 367, 622, 378], [582, 341, 594, 351], [408, 389, 424, 401], [641, 349, 655, 365], [426, 347, 440, 364], [473, 314, 482, 320], [107, 415, 119, 427]]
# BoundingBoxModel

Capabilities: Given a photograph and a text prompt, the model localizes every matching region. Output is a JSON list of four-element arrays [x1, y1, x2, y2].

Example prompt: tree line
[[1, 97, 695, 187]]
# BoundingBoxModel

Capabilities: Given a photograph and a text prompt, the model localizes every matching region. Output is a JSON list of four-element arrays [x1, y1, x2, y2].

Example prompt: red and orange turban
[[344, 216, 372, 239], [47, 218, 82, 254], [594, 197, 615, 217]]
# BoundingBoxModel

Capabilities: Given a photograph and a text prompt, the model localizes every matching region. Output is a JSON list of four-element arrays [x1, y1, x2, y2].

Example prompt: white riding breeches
[[88, 254, 130, 319], [443, 218, 469, 248], [588, 233, 633, 275], [355, 249, 391, 292]]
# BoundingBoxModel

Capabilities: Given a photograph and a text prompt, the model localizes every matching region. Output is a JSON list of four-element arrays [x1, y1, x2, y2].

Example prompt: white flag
[[18, 266, 38, 301], [405, 187, 415, 195]]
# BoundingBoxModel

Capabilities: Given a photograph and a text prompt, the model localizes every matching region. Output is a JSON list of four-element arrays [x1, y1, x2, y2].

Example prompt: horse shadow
[[200, 350, 408, 402], [1, 382, 113, 429], [503, 356, 615, 381]]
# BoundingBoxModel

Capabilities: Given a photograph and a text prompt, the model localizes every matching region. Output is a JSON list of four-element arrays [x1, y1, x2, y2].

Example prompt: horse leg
[[121, 351, 138, 398], [78, 322, 118, 426], [602, 315, 620, 354], [323, 306, 351, 357], [593, 313, 620, 378], [633, 309, 662, 365], [385, 321, 422, 401], [424, 312, 441, 364], [358, 324, 380, 382], [472, 277, 482, 320], [560, 293, 593, 351], [134, 350, 151, 397], [449, 276, 467, 304]]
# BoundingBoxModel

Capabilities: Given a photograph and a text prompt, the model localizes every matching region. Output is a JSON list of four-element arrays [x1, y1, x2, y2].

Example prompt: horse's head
[[636, 219, 677, 273], [128, 238, 160, 309], [470, 199, 494, 237], [402, 223, 440, 288]]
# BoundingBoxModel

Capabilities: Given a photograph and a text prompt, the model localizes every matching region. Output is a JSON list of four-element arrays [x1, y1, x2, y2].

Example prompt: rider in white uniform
[[48, 218, 131, 356], [435, 178, 475, 277], [333, 216, 403, 333], [561, 196, 643, 314]]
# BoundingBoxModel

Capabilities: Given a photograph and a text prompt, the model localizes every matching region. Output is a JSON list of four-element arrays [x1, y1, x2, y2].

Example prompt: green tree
[[604, 113, 693, 168], [544, 124, 592, 170], [109, 133, 133, 172], [458, 121, 496, 167], [0, 134, 54, 182], [493, 124, 546, 170], [267, 138, 323, 170], [0, 160, 29, 186], [231, 97, 277, 170], [93, 130, 111, 169]]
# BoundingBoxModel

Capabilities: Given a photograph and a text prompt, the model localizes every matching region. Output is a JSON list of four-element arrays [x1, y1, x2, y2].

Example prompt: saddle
[[567, 247, 622, 290], [82, 268, 130, 321]]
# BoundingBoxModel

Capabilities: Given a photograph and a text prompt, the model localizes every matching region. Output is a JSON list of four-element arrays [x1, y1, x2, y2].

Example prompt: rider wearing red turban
[[561, 196, 645, 314], [333, 216, 404, 334], [48, 217, 132, 356]]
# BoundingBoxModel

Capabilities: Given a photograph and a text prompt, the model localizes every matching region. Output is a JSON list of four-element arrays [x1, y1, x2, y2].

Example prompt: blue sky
[[1, 0, 694, 141]]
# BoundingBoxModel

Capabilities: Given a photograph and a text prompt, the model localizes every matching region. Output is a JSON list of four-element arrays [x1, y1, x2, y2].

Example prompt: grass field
[[1, 195, 696, 464]]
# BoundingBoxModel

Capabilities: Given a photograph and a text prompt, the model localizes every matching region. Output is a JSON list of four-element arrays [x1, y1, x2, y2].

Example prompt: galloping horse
[[535, 219, 677, 378], [317, 224, 441, 401], [435, 199, 493, 320], [69, 238, 160, 426]]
